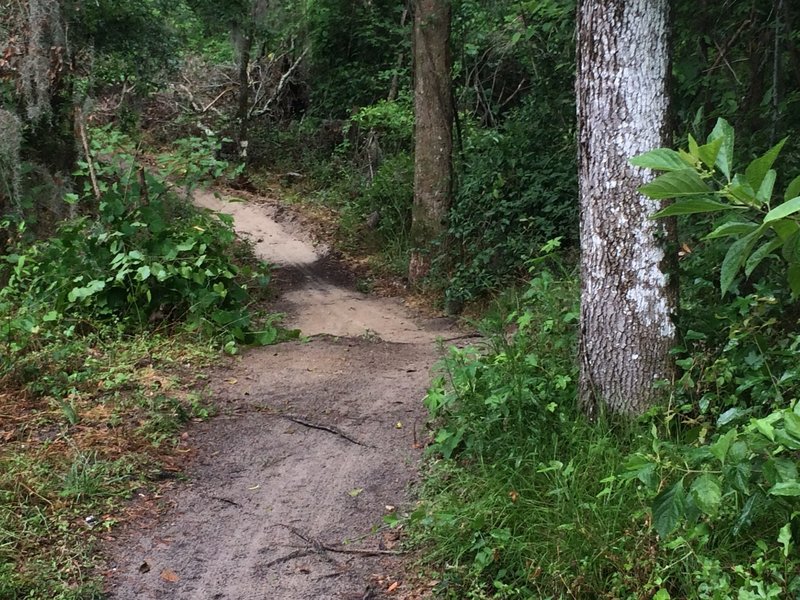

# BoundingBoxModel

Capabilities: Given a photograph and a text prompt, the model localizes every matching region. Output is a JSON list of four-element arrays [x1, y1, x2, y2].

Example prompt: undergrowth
[[410, 235, 800, 598]]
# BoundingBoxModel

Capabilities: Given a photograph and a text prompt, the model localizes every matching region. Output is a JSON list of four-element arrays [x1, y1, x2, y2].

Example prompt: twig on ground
[[210, 496, 241, 508], [279, 525, 404, 557], [263, 548, 312, 568], [281, 414, 373, 448]]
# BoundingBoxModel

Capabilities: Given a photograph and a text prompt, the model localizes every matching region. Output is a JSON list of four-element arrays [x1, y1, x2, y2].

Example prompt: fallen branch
[[250, 47, 309, 119], [202, 87, 236, 113]]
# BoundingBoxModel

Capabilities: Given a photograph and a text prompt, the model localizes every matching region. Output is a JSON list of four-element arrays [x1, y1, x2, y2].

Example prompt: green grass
[[411, 418, 655, 599], [0, 330, 218, 599]]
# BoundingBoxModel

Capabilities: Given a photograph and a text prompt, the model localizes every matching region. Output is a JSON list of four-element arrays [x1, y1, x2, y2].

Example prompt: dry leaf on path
[[160, 569, 180, 583]]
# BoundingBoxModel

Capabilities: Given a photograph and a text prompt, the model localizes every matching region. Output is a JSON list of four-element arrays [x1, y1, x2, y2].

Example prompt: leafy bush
[[304, 0, 410, 117], [635, 118, 800, 297], [444, 96, 578, 305], [344, 96, 414, 157], [0, 128, 275, 377], [426, 264, 578, 460], [605, 118, 800, 599]]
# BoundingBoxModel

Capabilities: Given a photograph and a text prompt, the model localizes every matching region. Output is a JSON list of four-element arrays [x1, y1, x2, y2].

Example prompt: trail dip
[[103, 190, 460, 599]]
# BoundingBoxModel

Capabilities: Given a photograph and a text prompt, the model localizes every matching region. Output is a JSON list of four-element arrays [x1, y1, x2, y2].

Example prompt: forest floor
[[101, 188, 463, 599]]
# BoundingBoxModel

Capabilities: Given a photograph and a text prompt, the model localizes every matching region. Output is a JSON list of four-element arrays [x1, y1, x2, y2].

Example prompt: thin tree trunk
[[235, 25, 254, 157], [409, 0, 452, 284], [576, 0, 677, 416]]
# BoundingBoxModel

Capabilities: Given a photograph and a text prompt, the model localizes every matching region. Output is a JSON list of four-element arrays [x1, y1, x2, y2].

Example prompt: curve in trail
[[194, 191, 450, 344], [104, 192, 458, 600]]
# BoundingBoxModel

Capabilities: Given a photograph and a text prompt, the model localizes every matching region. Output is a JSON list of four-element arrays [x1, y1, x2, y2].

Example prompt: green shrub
[[0, 128, 276, 377], [444, 97, 578, 305]]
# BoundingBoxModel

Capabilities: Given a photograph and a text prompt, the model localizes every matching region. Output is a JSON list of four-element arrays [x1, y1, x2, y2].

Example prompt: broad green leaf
[[678, 148, 696, 167], [785, 174, 800, 201], [726, 174, 757, 205], [779, 523, 793, 557], [764, 196, 800, 223], [640, 169, 711, 200], [718, 407, 747, 426], [720, 229, 762, 296], [745, 138, 787, 193], [652, 479, 685, 539], [708, 118, 735, 180], [709, 428, 737, 464], [732, 494, 758, 536], [768, 481, 800, 497], [754, 416, 776, 441], [744, 238, 782, 276], [775, 428, 800, 450], [773, 219, 799, 241], [785, 412, 800, 439], [690, 474, 722, 516], [705, 221, 758, 240], [253, 328, 278, 346], [756, 169, 777, 204], [782, 231, 800, 262], [67, 279, 106, 303], [688, 134, 700, 160], [653, 590, 671, 600], [621, 454, 657, 488], [651, 198, 734, 218], [151, 263, 168, 282], [136, 265, 151, 281], [176, 240, 196, 252], [630, 148, 692, 172], [764, 457, 798, 484], [697, 136, 724, 171]]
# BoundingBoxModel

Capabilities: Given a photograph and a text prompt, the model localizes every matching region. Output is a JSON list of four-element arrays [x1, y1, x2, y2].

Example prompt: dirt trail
[[105, 191, 459, 599]]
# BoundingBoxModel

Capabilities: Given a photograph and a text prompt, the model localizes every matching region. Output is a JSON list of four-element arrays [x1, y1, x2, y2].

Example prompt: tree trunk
[[234, 23, 254, 158], [576, 0, 677, 416], [409, 0, 452, 284]]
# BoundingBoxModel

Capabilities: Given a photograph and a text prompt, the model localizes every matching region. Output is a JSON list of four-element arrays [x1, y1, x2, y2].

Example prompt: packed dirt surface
[[104, 191, 462, 599]]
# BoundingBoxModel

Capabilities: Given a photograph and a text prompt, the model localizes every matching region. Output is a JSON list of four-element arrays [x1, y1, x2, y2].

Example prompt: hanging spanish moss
[[0, 108, 22, 214], [20, 0, 65, 121]]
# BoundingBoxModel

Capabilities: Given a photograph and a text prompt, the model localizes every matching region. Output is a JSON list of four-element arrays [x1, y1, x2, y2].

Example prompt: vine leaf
[[652, 479, 685, 539]]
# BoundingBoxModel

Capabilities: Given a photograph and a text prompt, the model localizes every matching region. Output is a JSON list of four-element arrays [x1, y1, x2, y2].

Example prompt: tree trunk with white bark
[[576, 0, 677, 415]]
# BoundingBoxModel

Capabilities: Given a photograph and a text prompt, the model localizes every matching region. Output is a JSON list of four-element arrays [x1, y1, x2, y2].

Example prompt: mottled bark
[[409, 0, 452, 284], [576, 0, 677, 415]]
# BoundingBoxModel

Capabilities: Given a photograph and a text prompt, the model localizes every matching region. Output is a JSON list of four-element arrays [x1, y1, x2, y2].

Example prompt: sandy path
[[104, 192, 457, 599]]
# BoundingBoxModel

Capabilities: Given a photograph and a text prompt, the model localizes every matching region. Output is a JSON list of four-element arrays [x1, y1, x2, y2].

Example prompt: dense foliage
[[2, 0, 800, 598]]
